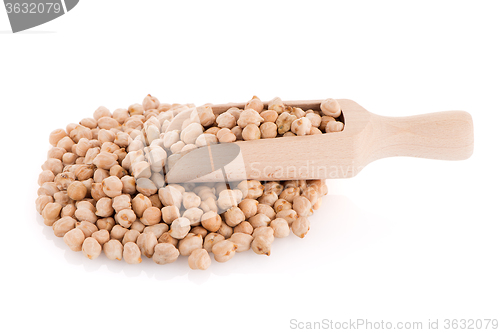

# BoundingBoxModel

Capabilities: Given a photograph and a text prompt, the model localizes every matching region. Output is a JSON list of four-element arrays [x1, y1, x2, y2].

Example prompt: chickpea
[[36, 195, 53, 214], [42, 202, 62, 226], [216, 128, 237, 143], [57, 136, 75, 152], [163, 131, 180, 149], [115, 208, 136, 228], [273, 198, 292, 213], [93, 106, 111, 120], [242, 124, 261, 141], [93, 168, 109, 183], [237, 109, 264, 128], [268, 97, 285, 114], [103, 239, 123, 260], [238, 198, 258, 219], [222, 207, 244, 227], [270, 218, 290, 238], [200, 197, 218, 213], [226, 107, 241, 121], [260, 122, 278, 139], [188, 248, 211, 270], [244, 180, 264, 199], [217, 189, 240, 211], [191, 226, 208, 238], [110, 225, 128, 241], [158, 232, 178, 247], [258, 191, 278, 206], [279, 187, 300, 202], [201, 211, 222, 232], [251, 235, 272, 256], [159, 186, 183, 208], [74, 165, 95, 181], [95, 198, 113, 217], [183, 207, 204, 226], [121, 175, 136, 195], [140, 207, 162, 226], [204, 127, 220, 136], [96, 217, 115, 231], [52, 216, 76, 237], [161, 205, 180, 225], [82, 237, 102, 259], [49, 129, 67, 146], [91, 183, 106, 201], [143, 94, 160, 111], [112, 194, 131, 212], [64, 228, 86, 251], [132, 193, 152, 218], [326, 121, 344, 133], [276, 209, 298, 226], [292, 216, 310, 238], [217, 221, 233, 239], [130, 221, 146, 233], [245, 96, 264, 113], [180, 122, 204, 145], [54, 172, 75, 191], [178, 234, 203, 256], [76, 221, 98, 238], [276, 112, 297, 135], [229, 233, 253, 252], [169, 217, 191, 239], [113, 108, 129, 124], [260, 110, 278, 123], [310, 127, 323, 135], [93, 152, 118, 170], [291, 117, 312, 136], [183, 192, 201, 209], [123, 242, 142, 264], [248, 213, 271, 229], [232, 221, 253, 237], [320, 98, 341, 118], [319, 116, 336, 132], [306, 112, 322, 127], [313, 197, 323, 210], [137, 232, 157, 258], [212, 240, 237, 263], [216, 112, 236, 128], [152, 243, 179, 264], [203, 233, 224, 252], [42, 158, 64, 175], [47, 146, 66, 160], [257, 204, 276, 220], [38, 170, 55, 186], [293, 196, 313, 217], [92, 229, 110, 246]]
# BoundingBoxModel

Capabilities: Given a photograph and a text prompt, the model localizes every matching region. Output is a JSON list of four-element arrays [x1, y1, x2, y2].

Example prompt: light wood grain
[[166, 99, 474, 182]]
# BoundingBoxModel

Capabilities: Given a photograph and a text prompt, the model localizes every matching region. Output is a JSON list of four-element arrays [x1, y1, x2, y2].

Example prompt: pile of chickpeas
[[36, 95, 343, 270]]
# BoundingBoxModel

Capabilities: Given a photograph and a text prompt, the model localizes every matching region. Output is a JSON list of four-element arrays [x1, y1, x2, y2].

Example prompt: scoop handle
[[368, 111, 474, 161]]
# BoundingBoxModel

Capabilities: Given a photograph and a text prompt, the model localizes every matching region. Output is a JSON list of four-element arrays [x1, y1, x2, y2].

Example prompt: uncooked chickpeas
[[188, 248, 211, 270], [212, 240, 237, 262], [103, 239, 123, 260], [153, 243, 179, 264], [320, 98, 341, 118], [123, 242, 142, 264], [82, 237, 101, 259], [37, 94, 335, 269], [63, 228, 85, 251], [242, 124, 261, 141], [292, 216, 310, 238]]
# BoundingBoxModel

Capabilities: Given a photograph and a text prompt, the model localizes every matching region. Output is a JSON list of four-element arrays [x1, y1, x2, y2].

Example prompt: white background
[[1, 1, 499, 332]]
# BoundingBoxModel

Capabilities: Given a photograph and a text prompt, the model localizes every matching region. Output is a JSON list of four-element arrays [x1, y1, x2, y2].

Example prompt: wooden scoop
[[166, 99, 473, 182]]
